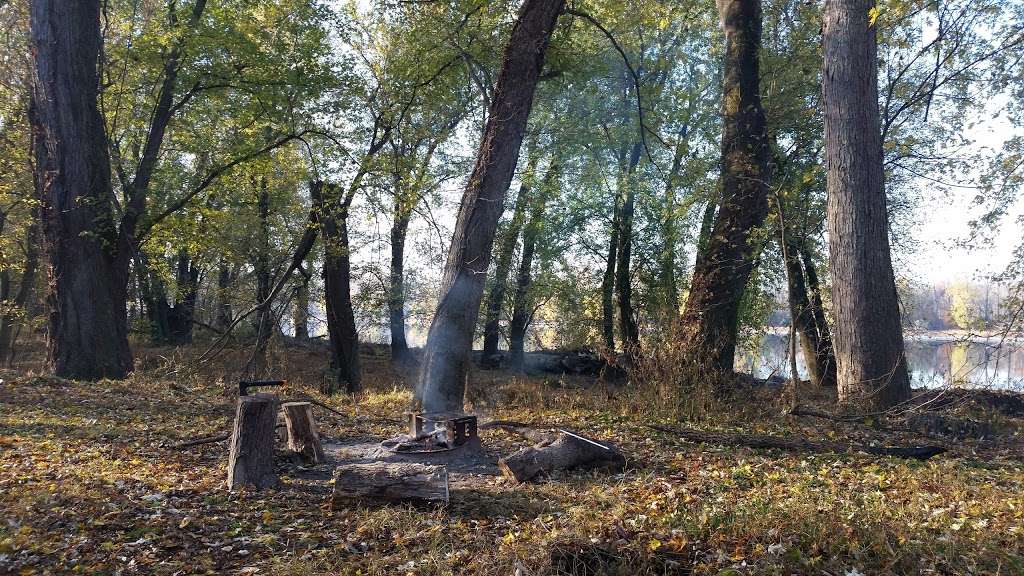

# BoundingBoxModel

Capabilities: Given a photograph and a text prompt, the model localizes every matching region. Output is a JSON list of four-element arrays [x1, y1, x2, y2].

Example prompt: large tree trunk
[[312, 181, 361, 394], [677, 0, 769, 375], [216, 263, 234, 331], [822, 0, 910, 409], [29, 0, 133, 379], [509, 160, 559, 371], [480, 150, 536, 368], [251, 177, 275, 375], [415, 0, 565, 414], [388, 203, 412, 362]]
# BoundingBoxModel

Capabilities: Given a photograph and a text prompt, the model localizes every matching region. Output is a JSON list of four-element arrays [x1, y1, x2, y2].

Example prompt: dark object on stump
[[648, 425, 946, 461], [499, 429, 626, 482], [239, 379, 286, 396], [331, 462, 449, 506], [227, 394, 279, 489], [282, 401, 325, 463]]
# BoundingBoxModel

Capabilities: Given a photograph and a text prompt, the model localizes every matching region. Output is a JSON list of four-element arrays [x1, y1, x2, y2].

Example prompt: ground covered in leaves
[[1, 343, 1023, 575]]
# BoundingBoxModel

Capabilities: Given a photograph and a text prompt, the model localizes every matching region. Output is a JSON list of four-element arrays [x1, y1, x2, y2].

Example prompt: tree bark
[[498, 430, 626, 483], [678, 0, 770, 375], [29, 0, 133, 379], [226, 394, 279, 490], [823, 0, 911, 409], [416, 0, 565, 414], [312, 181, 361, 394], [250, 177, 275, 375], [282, 401, 325, 464], [480, 149, 537, 368], [781, 232, 837, 387], [216, 263, 234, 331], [331, 463, 449, 506]]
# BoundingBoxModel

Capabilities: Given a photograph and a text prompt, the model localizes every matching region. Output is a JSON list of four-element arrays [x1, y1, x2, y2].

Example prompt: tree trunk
[[509, 160, 558, 371], [480, 150, 536, 368], [331, 463, 449, 506], [498, 430, 626, 483], [282, 401, 325, 464], [312, 181, 361, 394], [678, 0, 770, 375], [293, 272, 310, 340], [615, 142, 643, 353], [823, 0, 910, 409], [601, 197, 620, 351], [216, 263, 234, 331], [799, 246, 837, 387], [226, 394, 279, 490], [29, 0, 133, 379], [781, 232, 833, 387], [416, 0, 565, 414], [0, 217, 40, 366], [388, 204, 412, 362], [251, 177, 274, 374]]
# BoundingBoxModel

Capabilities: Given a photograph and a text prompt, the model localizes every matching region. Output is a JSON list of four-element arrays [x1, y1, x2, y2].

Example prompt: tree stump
[[331, 462, 448, 506], [282, 401, 325, 464], [227, 394, 279, 490], [498, 430, 626, 483]]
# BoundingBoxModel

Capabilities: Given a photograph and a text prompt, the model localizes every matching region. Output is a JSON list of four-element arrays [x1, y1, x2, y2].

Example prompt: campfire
[[381, 412, 480, 454]]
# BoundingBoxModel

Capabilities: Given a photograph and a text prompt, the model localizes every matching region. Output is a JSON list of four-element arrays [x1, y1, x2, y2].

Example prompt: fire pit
[[380, 412, 479, 454]]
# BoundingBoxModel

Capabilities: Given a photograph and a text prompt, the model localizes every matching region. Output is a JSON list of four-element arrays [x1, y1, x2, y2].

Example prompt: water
[[740, 334, 1024, 392]]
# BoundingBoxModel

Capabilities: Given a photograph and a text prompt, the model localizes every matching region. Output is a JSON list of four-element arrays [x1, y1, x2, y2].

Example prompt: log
[[331, 462, 449, 506], [498, 430, 626, 483], [227, 394, 279, 490], [282, 402, 325, 464], [648, 425, 946, 461]]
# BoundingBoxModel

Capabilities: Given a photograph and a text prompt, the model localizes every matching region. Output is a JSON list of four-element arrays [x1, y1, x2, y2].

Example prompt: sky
[[904, 99, 1022, 285]]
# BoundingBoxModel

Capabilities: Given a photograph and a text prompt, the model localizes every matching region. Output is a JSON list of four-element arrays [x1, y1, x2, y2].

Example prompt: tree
[[29, 0, 134, 379], [677, 0, 770, 376], [416, 0, 566, 414], [822, 0, 911, 409]]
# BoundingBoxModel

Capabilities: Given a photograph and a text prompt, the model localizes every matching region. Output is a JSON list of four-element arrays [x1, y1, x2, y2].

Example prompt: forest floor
[[1, 341, 1023, 575]]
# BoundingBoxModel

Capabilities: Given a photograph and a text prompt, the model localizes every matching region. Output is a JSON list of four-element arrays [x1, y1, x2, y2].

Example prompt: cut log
[[648, 425, 946, 461], [331, 462, 448, 506], [282, 401, 325, 464], [498, 430, 626, 483], [227, 394, 279, 490]]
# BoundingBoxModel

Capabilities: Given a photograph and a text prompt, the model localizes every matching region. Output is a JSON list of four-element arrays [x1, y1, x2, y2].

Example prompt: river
[[739, 334, 1024, 391]]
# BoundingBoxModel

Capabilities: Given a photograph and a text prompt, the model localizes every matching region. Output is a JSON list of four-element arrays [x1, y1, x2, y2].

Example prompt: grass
[[0, 341, 1022, 575]]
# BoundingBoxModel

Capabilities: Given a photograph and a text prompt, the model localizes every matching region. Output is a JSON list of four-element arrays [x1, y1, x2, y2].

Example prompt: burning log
[[227, 394, 279, 490], [498, 428, 626, 482], [331, 462, 449, 506], [282, 401, 325, 464]]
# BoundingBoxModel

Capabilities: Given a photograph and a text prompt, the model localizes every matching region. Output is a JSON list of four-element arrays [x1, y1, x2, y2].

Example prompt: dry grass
[[1, 341, 1022, 575]]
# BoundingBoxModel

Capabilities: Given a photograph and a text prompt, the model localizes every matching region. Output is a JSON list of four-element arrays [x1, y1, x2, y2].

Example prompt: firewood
[[331, 462, 449, 506], [498, 430, 626, 482], [227, 394, 279, 490], [282, 401, 325, 464]]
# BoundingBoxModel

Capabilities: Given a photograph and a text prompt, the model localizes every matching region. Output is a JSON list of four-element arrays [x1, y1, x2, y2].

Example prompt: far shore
[[765, 327, 1024, 344]]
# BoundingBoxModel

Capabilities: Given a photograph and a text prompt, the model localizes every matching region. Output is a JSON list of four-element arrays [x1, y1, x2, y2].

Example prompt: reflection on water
[[739, 334, 1024, 391]]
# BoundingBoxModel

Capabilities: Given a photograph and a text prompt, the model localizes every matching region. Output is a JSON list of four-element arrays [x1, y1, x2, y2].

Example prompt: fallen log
[[227, 394, 279, 490], [331, 462, 449, 506], [282, 402, 325, 464], [647, 425, 946, 461], [498, 429, 626, 482]]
